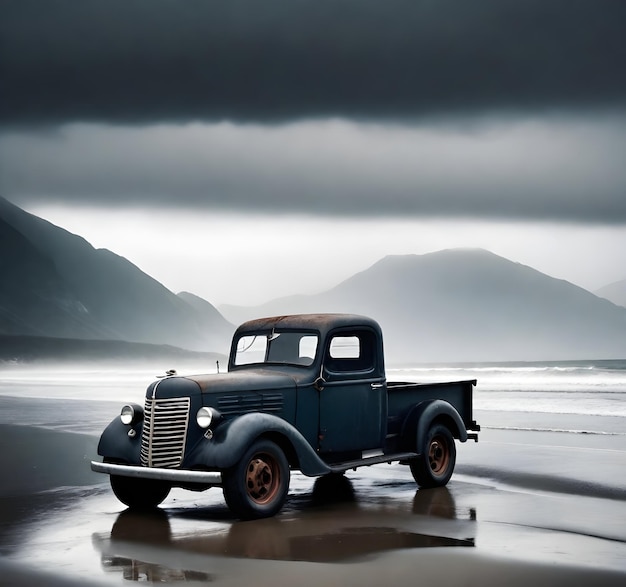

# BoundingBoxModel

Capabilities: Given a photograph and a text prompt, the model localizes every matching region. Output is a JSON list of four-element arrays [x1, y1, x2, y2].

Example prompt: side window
[[329, 336, 360, 359], [326, 331, 375, 372]]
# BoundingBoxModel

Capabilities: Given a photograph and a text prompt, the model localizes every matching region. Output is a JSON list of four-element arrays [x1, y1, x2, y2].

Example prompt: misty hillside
[[596, 279, 626, 308], [222, 249, 626, 362], [0, 197, 233, 352], [0, 334, 226, 366]]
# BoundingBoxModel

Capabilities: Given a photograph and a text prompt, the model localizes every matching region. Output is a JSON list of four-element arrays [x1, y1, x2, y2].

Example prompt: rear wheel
[[410, 424, 456, 488], [222, 439, 290, 519], [110, 474, 171, 509]]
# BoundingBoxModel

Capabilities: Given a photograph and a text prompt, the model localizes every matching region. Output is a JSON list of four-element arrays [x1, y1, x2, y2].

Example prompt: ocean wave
[[473, 402, 626, 418], [481, 425, 626, 436], [389, 359, 626, 375]]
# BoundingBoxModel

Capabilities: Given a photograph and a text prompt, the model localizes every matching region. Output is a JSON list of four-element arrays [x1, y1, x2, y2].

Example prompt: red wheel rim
[[245, 453, 281, 505], [428, 435, 450, 477]]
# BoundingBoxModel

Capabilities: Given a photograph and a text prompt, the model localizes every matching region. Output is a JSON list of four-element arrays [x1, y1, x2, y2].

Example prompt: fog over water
[[2, 359, 625, 425]]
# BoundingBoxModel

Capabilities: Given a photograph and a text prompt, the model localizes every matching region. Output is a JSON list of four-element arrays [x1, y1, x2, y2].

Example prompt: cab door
[[318, 329, 387, 455]]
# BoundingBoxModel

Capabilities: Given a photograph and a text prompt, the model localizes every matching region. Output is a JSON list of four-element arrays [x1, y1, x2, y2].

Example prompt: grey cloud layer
[[3, 119, 626, 223], [2, 0, 626, 125]]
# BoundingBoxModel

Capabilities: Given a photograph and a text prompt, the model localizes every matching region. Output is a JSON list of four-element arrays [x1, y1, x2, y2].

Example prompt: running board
[[328, 451, 419, 474]]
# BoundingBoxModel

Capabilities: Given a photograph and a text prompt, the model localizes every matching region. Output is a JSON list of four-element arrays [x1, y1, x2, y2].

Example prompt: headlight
[[120, 403, 143, 426], [196, 407, 223, 430], [196, 407, 214, 429]]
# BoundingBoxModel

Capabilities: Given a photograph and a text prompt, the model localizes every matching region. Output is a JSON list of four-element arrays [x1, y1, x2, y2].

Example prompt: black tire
[[222, 439, 290, 520], [110, 474, 171, 509], [409, 423, 456, 488]]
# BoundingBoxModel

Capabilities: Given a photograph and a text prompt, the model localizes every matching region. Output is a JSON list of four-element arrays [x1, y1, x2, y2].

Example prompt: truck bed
[[386, 379, 478, 439]]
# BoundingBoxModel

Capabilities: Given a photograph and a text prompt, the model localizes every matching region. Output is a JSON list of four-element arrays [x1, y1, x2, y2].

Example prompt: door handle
[[371, 383, 384, 389]]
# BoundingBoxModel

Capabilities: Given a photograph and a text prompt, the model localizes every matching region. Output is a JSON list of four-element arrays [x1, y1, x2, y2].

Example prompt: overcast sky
[[1, 1, 625, 305]]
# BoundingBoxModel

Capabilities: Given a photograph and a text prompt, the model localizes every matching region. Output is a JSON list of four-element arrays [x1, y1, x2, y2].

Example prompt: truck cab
[[229, 314, 387, 458]]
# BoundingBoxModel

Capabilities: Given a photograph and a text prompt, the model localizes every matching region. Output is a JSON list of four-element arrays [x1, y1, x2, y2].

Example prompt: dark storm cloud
[[2, 0, 626, 126], [3, 118, 626, 223]]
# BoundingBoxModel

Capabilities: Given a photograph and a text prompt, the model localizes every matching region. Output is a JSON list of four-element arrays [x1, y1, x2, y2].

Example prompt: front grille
[[140, 397, 190, 468]]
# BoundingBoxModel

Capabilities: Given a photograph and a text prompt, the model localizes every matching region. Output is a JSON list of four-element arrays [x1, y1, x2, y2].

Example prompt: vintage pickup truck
[[92, 314, 480, 519]]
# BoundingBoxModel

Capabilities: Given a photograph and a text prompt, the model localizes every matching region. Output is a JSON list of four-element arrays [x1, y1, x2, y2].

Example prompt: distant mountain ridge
[[222, 249, 626, 362], [3, 196, 625, 363], [0, 197, 233, 352], [595, 279, 626, 308]]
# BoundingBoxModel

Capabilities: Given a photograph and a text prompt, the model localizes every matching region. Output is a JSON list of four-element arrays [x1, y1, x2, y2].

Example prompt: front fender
[[97, 417, 142, 464], [400, 400, 467, 453], [186, 412, 331, 477]]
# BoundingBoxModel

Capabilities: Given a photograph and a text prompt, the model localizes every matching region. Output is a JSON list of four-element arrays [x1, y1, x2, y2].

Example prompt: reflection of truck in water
[[94, 485, 474, 578], [91, 314, 480, 519]]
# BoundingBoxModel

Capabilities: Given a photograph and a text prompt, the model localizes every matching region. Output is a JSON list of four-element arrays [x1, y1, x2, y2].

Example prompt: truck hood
[[182, 370, 298, 394]]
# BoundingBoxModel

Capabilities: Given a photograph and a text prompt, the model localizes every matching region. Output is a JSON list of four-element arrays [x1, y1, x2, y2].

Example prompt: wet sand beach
[[1, 390, 625, 585]]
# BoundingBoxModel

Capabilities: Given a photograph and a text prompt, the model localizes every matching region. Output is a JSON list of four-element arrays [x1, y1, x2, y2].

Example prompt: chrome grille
[[140, 397, 190, 468]]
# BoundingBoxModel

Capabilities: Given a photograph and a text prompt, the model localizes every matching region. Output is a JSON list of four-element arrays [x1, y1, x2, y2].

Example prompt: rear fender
[[187, 412, 331, 477], [400, 400, 467, 454]]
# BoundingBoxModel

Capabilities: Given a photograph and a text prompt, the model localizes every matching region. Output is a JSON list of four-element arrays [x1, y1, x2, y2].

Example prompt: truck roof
[[234, 313, 383, 338]]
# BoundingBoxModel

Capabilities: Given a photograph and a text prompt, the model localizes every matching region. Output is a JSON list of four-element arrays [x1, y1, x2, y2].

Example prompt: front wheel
[[222, 439, 290, 519], [110, 474, 171, 509], [409, 423, 456, 488]]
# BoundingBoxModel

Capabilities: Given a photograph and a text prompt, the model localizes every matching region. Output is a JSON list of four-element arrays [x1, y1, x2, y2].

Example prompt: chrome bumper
[[91, 461, 222, 485]]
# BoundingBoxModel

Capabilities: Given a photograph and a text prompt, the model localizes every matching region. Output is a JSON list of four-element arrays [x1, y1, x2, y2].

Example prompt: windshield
[[234, 331, 319, 367]]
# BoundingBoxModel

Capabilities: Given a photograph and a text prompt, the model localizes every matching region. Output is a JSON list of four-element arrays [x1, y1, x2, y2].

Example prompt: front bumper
[[90, 461, 222, 485]]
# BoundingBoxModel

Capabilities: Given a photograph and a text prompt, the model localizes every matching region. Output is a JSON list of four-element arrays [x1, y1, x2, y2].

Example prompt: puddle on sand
[[98, 525, 473, 583], [278, 526, 474, 563], [97, 516, 473, 582], [93, 487, 475, 582]]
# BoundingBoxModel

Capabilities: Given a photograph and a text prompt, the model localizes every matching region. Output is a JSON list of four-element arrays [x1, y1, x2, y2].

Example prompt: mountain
[[221, 249, 626, 362], [177, 291, 228, 324], [4, 196, 624, 363], [0, 197, 233, 352], [595, 279, 626, 308]]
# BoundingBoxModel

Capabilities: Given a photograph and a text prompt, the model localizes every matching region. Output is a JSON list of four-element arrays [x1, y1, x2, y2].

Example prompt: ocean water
[[391, 359, 626, 418], [390, 360, 626, 437], [0, 359, 625, 434]]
